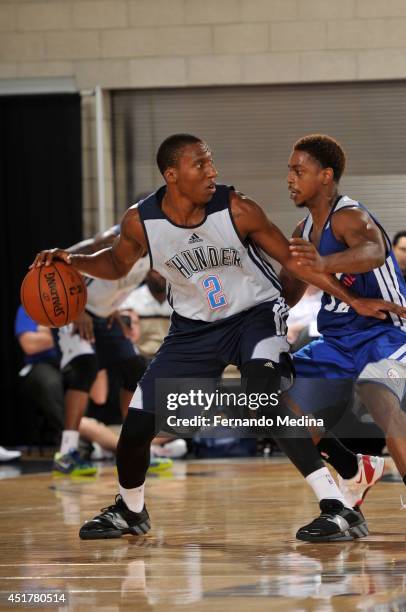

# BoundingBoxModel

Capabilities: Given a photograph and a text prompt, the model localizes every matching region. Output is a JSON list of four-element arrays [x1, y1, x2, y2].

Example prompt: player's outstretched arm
[[31, 206, 146, 281], [230, 192, 406, 320], [289, 208, 386, 274]]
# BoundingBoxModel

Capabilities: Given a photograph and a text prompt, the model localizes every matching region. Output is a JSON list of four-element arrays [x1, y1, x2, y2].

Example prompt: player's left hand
[[351, 297, 406, 320], [289, 238, 327, 272]]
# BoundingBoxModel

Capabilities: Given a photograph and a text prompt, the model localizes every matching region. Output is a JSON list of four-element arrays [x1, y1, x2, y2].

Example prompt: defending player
[[32, 134, 406, 542], [284, 134, 406, 511]]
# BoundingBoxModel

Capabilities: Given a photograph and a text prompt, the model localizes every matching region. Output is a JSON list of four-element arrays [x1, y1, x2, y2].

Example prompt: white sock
[[60, 430, 80, 455], [119, 483, 145, 513], [306, 467, 349, 507]]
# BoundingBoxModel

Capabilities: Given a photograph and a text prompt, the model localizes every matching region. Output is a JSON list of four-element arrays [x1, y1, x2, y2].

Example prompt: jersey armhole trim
[[138, 213, 153, 269], [227, 191, 248, 248]]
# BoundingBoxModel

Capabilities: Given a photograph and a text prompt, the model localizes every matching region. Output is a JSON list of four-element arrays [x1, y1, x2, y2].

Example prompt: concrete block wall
[[1, 0, 405, 232], [1, 0, 406, 87]]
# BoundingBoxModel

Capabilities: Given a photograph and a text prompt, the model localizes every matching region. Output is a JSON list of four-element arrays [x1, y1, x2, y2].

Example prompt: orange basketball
[[20, 260, 87, 327]]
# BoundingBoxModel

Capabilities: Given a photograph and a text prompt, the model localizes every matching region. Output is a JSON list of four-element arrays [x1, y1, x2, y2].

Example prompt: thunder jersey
[[138, 184, 283, 323], [301, 195, 406, 337]]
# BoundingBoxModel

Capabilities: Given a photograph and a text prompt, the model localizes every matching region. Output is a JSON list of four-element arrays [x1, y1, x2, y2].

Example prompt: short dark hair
[[393, 231, 406, 246], [156, 133, 202, 176], [293, 134, 346, 182]]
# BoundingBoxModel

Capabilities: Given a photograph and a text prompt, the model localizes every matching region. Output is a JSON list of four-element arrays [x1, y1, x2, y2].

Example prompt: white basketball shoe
[[338, 454, 385, 508], [0, 446, 21, 462]]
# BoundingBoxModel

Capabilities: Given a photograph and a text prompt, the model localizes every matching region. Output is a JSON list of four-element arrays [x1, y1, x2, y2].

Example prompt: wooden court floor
[[0, 458, 405, 611]]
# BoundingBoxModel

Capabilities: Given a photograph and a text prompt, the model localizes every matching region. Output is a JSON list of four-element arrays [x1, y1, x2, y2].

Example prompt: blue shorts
[[290, 325, 406, 413], [129, 300, 291, 414]]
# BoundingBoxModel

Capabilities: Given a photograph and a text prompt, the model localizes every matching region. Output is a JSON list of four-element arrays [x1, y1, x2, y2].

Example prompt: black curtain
[[0, 94, 82, 444]]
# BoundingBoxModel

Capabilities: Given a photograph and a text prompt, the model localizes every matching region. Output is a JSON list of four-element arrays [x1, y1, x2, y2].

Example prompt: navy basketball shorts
[[289, 325, 406, 415], [129, 299, 291, 415], [54, 311, 136, 370]]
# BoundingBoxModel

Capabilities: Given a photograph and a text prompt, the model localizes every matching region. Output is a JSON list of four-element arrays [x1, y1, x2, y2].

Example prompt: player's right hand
[[30, 248, 71, 268], [351, 297, 406, 320]]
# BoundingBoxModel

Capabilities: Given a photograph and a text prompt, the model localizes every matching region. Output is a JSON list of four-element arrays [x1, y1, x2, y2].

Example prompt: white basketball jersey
[[138, 185, 282, 322], [84, 256, 150, 318]]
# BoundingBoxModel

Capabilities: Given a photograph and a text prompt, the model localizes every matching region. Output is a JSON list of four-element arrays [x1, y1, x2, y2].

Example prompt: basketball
[[20, 260, 87, 327]]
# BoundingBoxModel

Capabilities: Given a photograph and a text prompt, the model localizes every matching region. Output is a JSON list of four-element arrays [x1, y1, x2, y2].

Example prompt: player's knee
[[63, 354, 98, 392], [241, 354, 292, 395], [118, 408, 157, 447], [118, 356, 147, 392]]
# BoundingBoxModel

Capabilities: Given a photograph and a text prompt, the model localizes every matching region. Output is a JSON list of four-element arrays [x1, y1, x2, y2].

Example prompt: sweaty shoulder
[[331, 205, 379, 240], [229, 190, 275, 241], [120, 204, 147, 250], [230, 190, 264, 221]]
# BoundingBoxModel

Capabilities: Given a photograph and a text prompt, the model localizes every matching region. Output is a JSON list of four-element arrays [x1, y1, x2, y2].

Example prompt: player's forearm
[[69, 249, 131, 280], [322, 243, 385, 274], [19, 331, 54, 355], [284, 261, 358, 308], [279, 268, 307, 307]]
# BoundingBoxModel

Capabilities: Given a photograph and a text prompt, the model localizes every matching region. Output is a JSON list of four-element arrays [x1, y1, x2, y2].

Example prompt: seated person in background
[[15, 305, 118, 473], [54, 228, 172, 472], [122, 269, 172, 361], [286, 285, 322, 351], [122, 270, 187, 459], [15, 304, 64, 444], [49, 225, 150, 475], [393, 231, 406, 282]]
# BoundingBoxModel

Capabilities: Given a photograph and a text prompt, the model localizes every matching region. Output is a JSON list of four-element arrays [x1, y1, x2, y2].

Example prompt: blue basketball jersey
[[301, 195, 406, 337]]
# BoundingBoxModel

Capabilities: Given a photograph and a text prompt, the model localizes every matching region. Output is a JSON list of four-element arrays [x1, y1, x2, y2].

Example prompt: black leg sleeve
[[116, 410, 161, 489], [242, 359, 324, 477]]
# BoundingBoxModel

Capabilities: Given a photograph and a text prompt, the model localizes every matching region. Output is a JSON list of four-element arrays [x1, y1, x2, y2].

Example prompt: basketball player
[[285, 134, 406, 509], [32, 134, 406, 542]]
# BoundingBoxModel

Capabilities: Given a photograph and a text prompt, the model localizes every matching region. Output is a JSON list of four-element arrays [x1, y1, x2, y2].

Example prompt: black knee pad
[[116, 355, 147, 392], [63, 354, 98, 392], [241, 353, 293, 395], [119, 408, 157, 446]]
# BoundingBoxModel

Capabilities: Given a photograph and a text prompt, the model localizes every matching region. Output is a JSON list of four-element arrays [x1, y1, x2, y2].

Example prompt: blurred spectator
[[393, 231, 406, 281], [15, 304, 63, 443], [122, 270, 172, 360], [15, 305, 120, 463], [122, 271, 188, 459], [49, 224, 149, 475]]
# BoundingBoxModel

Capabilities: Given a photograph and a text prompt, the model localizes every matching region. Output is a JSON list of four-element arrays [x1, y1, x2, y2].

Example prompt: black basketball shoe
[[79, 495, 151, 540], [296, 499, 369, 542]]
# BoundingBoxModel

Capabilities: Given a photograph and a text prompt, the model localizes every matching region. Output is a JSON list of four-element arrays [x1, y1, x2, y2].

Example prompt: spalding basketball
[[20, 260, 87, 327]]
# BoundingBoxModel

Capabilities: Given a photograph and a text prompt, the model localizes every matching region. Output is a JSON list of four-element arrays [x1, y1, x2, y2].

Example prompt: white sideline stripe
[[374, 267, 399, 327], [389, 343, 406, 360]]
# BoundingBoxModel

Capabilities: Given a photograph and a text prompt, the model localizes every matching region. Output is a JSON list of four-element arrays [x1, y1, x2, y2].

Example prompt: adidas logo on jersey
[[188, 233, 203, 244], [263, 362, 274, 368]]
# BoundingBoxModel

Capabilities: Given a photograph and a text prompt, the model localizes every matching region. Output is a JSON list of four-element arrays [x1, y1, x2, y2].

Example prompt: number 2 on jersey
[[203, 275, 227, 310]]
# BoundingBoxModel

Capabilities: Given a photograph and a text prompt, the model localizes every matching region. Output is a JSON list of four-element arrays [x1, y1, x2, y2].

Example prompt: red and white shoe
[[338, 454, 385, 508]]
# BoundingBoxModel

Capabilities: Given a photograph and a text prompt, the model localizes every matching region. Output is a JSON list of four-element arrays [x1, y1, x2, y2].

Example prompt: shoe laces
[[100, 494, 124, 515]]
